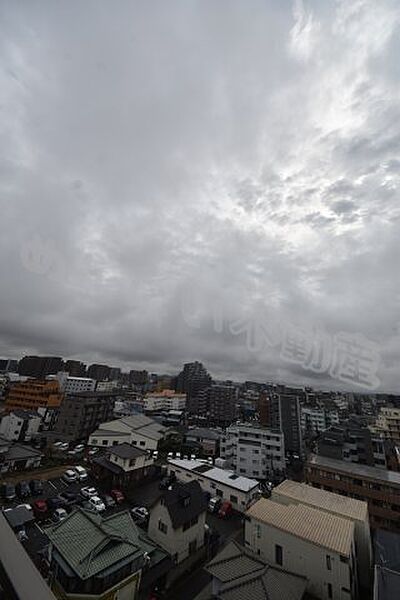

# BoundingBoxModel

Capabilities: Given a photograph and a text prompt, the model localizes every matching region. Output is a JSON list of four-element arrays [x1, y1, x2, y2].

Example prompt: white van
[[73, 466, 88, 481]]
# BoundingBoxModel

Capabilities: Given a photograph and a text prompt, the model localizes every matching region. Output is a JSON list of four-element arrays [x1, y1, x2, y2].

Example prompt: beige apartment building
[[271, 480, 372, 589], [371, 407, 400, 445], [245, 498, 358, 600]]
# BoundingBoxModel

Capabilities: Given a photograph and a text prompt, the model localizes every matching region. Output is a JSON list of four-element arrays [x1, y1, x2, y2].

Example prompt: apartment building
[[148, 481, 207, 564], [305, 454, 400, 532], [53, 392, 115, 441], [185, 427, 220, 456], [167, 458, 260, 513], [220, 423, 285, 480], [144, 390, 187, 413], [301, 406, 339, 434], [372, 407, 400, 445], [18, 355, 63, 378], [89, 414, 170, 451], [48, 372, 96, 394], [271, 480, 372, 589], [245, 498, 358, 600], [5, 379, 63, 411]]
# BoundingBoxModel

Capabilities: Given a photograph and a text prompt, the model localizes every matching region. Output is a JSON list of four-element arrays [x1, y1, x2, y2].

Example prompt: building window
[[158, 520, 168, 534], [140, 441, 145, 446], [189, 539, 197, 555], [216, 489, 223, 497], [230, 495, 238, 504], [102, 440, 108, 446], [326, 555, 332, 570], [328, 583, 332, 599], [275, 544, 283, 566]]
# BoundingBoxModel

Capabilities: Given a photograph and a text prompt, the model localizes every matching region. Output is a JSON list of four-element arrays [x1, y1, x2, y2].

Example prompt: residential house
[[89, 414, 171, 452], [0, 409, 41, 442], [148, 480, 207, 564], [0, 436, 42, 474], [91, 443, 154, 489]]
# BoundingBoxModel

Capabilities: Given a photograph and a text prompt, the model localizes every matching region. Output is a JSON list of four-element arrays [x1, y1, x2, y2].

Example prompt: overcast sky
[[1, 0, 400, 391]]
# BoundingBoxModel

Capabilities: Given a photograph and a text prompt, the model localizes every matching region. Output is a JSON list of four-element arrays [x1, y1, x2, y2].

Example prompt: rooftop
[[200, 540, 307, 600], [246, 498, 354, 556], [94, 414, 168, 442], [109, 442, 148, 460], [307, 454, 400, 486], [186, 427, 221, 440], [161, 481, 207, 529], [272, 479, 368, 522], [168, 458, 259, 492], [46, 508, 154, 580]]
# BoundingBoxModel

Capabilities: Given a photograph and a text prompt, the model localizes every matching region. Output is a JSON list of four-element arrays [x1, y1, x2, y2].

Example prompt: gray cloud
[[0, 0, 400, 391]]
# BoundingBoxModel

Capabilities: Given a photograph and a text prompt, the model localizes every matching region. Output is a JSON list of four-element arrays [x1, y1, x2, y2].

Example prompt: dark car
[[29, 480, 44, 496], [2, 483, 16, 502], [47, 495, 67, 510], [110, 489, 124, 504], [103, 494, 116, 508], [16, 481, 31, 499], [32, 499, 48, 517], [60, 490, 79, 509]]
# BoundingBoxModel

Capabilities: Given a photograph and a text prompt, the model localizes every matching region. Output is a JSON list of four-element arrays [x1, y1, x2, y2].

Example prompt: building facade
[[48, 372, 96, 394], [5, 379, 63, 411], [144, 391, 187, 413], [53, 392, 115, 441], [167, 458, 260, 513], [91, 443, 154, 489], [245, 498, 358, 600], [0, 410, 41, 442], [305, 454, 400, 532], [220, 423, 285, 481], [148, 481, 207, 564], [89, 414, 169, 452]]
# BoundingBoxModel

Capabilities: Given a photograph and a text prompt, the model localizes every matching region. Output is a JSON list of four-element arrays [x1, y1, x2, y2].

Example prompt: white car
[[131, 506, 149, 523], [80, 486, 97, 499], [88, 449, 99, 456], [62, 470, 78, 483], [176, 452, 181, 459], [88, 496, 105, 512], [53, 441, 63, 448], [60, 443, 70, 451], [74, 444, 85, 452], [73, 466, 88, 481], [53, 508, 68, 523]]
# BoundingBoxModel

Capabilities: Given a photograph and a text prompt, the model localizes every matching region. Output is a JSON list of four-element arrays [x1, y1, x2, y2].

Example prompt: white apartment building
[[271, 480, 371, 589], [245, 498, 358, 600], [167, 458, 260, 513], [96, 380, 119, 393], [148, 480, 207, 564], [300, 407, 339, 434], [0, 410, 41, 442], [48, 372, 96, 394], [144, 391, 186, 413], [220, 423, 285, 480]]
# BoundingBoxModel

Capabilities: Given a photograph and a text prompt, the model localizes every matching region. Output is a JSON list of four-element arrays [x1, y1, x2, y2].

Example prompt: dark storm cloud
[[1, 0, 400, 391]]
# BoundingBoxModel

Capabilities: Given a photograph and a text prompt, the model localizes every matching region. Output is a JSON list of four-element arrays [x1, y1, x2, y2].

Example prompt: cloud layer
[[1, 0, 400, 390]]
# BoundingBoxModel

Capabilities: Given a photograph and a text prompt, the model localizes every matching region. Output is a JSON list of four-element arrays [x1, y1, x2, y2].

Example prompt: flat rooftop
[[272, 479, 368, 521], [247, 498, 354, 556], [168, 458, 259, 492], [307, 454, 400, 486]]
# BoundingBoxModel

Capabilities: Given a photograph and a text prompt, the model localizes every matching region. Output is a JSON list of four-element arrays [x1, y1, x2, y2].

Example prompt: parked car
[[2, 483, 16, 502], [80, 486, 97, 499], [59, 443, 70, 451], [32, 499, 48, 516], [110, 489, 124, 504], [47, 496, 67, 510], [52, 508, 68, 523], [88, 496, 105, 512], [88, 448, 99, 456], [74, 444, 85, 452], [208, 497, 221, 514], [218, 501, 233, 519], [52, 441, 63, 448], [73, 466, 88, 481], [62, 470, 78, 484], [103, 494, 116, 508], [60, 490, 79, 504], [16, 481, 31, 499], [130, 507, 149, 524], [29, 479, 44, 496]]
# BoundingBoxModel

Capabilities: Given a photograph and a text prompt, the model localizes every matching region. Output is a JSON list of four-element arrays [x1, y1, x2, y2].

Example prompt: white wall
[[148, 501, 205, 563], [245, 518, 356, 600]]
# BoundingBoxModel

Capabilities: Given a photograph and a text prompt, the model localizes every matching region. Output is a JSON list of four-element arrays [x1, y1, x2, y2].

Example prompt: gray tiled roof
[[205, 541, 307, 600], [110, 443, 147, 459], [162, 481, 207, 529], [46, 509, 155, 579]]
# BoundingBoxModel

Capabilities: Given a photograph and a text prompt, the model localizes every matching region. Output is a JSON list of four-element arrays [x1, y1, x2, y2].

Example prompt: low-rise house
[[0, 409, 41, 442], [91, 442, 154, 489], [185, 427, 221, 456], [271, 479, 372, 589], [245, 498, 358, 600], [148, 480, 207, 564], [196, 540, 308, 600], [167, 458, 260, 513], [0, 436, 42, 473], [89, 414, 171, 452], [46, 508, 169, 600]]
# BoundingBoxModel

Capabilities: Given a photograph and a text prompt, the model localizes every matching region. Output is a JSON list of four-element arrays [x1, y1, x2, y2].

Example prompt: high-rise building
[[208, 383, 237, 427], [0, 359, 18, 373], [87, 363, 111, 381], [64, 360, 87, 377], [176, 361, 212, 412], [129, 369, 148, 386], [269, 389, 303, 456], [18, 356, 64, 379], [54, 391, 116, 441], [5, 379, 63, 411]]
